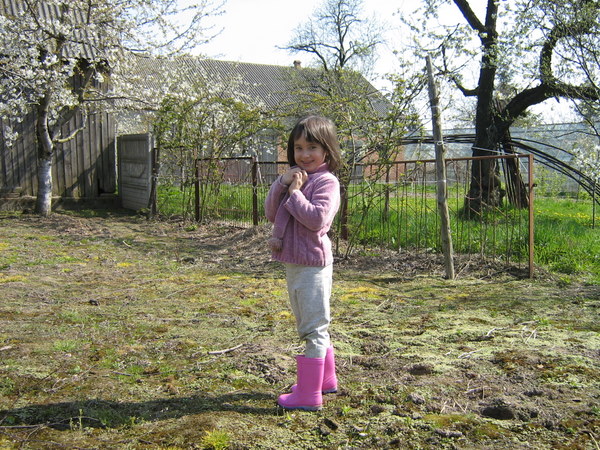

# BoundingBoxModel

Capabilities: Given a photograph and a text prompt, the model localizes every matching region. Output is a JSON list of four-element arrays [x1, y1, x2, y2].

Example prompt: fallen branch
[[207, 344, 243, 355], [465, 387, 486, 398], [521, 326, 537, 343], [483, 322, 538, 340], [458, 349, 481, 359], [586, 431, 599, 450], [485, 327, 507, 337]]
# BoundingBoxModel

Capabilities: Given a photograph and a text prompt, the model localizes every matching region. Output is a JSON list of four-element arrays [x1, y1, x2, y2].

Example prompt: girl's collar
[[307, 163, 329, 175]]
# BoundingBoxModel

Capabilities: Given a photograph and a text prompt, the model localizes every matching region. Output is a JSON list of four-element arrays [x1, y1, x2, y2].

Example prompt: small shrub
[[201, 429, 231, 449]]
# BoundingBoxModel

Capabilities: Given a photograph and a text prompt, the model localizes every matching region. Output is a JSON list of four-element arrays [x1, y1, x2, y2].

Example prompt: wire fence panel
[[336, 155, 533, 270], [154, 155, 534, 272], [194, 157, 258, 224], [152, 146, 196, 220]]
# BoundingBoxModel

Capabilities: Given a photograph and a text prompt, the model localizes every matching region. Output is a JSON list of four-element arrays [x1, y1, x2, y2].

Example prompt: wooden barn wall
[[0, 111, 116, 198]]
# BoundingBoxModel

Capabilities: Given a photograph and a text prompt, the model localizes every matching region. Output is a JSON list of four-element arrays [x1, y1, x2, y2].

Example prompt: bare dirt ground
[[0, 210, 599, 449]]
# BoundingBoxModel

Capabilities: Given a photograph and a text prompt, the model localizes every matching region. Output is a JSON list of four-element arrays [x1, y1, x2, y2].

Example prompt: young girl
[[265, 115, 342, 411]]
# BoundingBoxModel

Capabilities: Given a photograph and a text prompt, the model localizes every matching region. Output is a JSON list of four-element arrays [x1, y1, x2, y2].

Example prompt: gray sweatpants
[[285, 263, 333, 358]]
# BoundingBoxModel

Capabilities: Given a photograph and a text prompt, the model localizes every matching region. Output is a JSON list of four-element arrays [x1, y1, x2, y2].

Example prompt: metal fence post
[[195, 159, 200, 222], [252, 157, 259, 226], [528, 153, 535, 278]]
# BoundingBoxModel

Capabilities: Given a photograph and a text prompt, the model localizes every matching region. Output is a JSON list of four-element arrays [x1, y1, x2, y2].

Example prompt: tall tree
[[0, 0, 222, 216], [407, 0, 600, 214], [284, 0, 381, 73], [283, 0, 424, 243]]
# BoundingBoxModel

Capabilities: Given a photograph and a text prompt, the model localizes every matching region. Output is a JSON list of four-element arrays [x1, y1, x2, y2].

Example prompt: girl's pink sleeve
[[284, 176, 340, 231], [264, 176, 288, 223]]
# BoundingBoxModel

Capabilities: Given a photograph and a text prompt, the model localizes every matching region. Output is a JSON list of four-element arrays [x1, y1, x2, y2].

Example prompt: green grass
[[156, 184, 196, 219], [534, 197, 600, 281], [342, 190, 531, 257], [157, 183, 255, 222]]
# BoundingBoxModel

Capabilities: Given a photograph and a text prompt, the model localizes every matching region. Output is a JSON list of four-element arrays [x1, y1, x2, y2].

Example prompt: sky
[[199, 0, 412, 90], [197, 0, 576, 123]]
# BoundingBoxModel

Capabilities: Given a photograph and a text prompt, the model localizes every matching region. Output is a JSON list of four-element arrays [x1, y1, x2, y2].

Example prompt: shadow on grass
[[0, 391, 278, 430]]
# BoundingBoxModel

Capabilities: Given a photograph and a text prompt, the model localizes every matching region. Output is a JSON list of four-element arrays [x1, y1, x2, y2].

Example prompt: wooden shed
[[0, 113, 117, 206]]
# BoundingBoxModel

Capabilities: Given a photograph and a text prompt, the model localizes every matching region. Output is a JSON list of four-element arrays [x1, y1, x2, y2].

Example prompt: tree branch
[[452, 77, 478, 97], [438, 45, 478, 96], [453, 0, 485, 33], [540, 14, 598, 84], [505, 6, 600, 127], [54, 120, 87, 144], [502, 81, 598, 130]]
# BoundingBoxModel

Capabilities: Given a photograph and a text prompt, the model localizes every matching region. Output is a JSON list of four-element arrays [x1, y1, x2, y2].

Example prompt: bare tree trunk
[[493, 99, 528, 208], [500, 130, 529, 208], [459, 0, 504, 216], [35, 98, 54, 216], [464, 108, 505, 217], [339, 182, 349, 240], [464, 157, 504, 217]]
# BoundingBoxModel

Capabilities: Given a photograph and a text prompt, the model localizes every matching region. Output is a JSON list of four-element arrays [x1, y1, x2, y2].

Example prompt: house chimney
[[293, 60, 302, 69]]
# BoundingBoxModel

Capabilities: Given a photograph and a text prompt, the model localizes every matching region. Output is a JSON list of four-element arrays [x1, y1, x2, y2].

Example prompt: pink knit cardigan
[[264, 163, 340, 267]]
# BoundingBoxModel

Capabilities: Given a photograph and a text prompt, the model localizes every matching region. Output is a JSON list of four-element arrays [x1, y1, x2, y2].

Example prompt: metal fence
[[339, 155, 533, 266], [153, 154, 535, 275]]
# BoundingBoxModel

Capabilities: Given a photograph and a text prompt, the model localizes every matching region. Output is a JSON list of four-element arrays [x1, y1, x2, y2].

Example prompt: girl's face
[[293, 135, 327, 173]]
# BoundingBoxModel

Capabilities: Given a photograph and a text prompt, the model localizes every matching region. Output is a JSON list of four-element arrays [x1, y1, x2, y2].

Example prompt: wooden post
[[426, 55, 455, 280], [148, 143, 159, 217], [340, 183, 349, 240]]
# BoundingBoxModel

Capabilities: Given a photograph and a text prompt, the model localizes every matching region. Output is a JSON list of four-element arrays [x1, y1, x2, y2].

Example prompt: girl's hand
[[281, 167, 303, 186], [288, 170, 308, 194]]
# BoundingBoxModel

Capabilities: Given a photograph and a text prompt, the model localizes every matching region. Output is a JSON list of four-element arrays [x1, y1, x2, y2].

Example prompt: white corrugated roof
[[127, 56, 389, 113], [0, 0, 101, 60]]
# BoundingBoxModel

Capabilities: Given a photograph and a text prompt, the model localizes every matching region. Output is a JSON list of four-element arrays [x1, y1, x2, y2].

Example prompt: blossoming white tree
[[573, 143, 600, 192], [148, 59, 283, 219], [0, 0, 222, 215]]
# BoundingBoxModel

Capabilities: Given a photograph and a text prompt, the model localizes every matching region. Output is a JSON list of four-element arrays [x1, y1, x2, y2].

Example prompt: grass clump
[[201, 429, 231, 449]]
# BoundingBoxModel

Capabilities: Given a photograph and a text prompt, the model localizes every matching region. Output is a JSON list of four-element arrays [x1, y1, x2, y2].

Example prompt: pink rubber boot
[[291, 345, 337, 394], [278, 356, 324, 411]]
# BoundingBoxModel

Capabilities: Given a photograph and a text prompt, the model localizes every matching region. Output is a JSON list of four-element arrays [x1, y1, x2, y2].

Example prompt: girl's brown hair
[[286, 115, 342, 173]]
